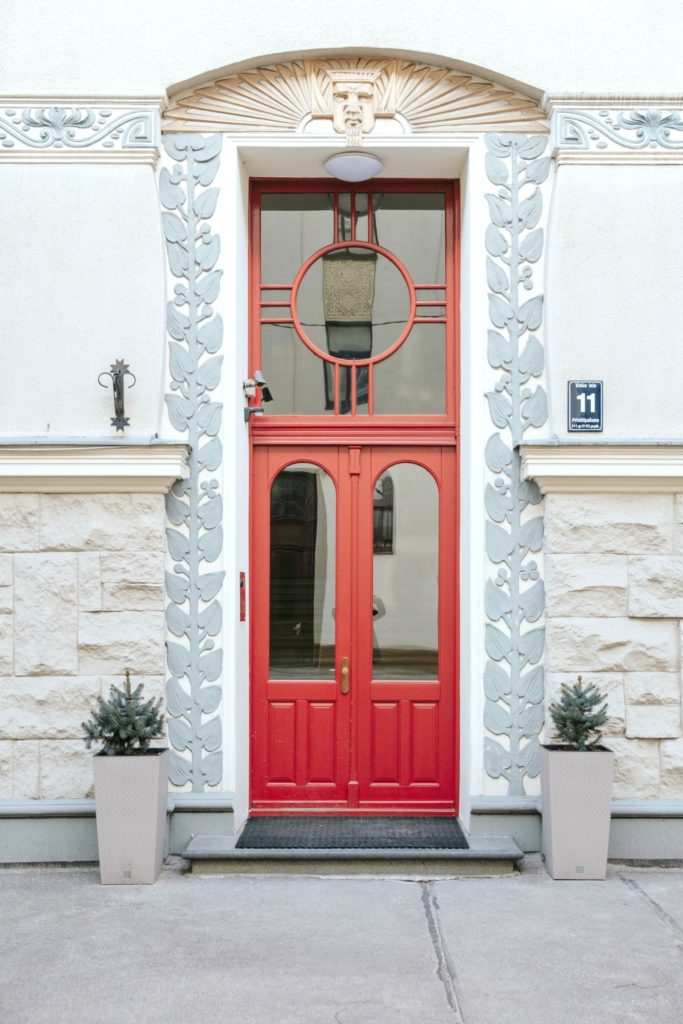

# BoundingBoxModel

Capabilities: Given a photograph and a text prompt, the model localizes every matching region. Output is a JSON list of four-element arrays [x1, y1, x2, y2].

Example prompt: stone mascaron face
[[329, 71, 380, 144]]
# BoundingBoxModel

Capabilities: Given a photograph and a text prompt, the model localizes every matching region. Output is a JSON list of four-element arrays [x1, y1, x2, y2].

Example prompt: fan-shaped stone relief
[[163, 58, 548, 141]]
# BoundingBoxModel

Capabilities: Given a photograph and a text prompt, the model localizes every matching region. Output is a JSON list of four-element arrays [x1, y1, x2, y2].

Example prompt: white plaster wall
[[0, 164, 165, 438], [545, 165, 683, 440], [1, 0, 677, 98]]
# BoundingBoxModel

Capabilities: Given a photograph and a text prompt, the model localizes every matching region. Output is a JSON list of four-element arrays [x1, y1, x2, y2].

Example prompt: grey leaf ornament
[[524, 157, 551, 184], [168, 717, 192, 752], [519, 229, 544, 263], [197, 716, 222, 752], [199, 685, 222, 714], [518, 336, 544, 377], [170, 752, 192, 786], [485, 153, 509, 185], [486, 391, 512, 429], [484, 700, 512, 736], [199, 648, 223, 682], [485, 224, 508, 258], [166, 676, 192, 717], [483, 135, 547, 794], [521, 386, 548, 429], [484, 660, 512, 700], [485, 623, 512, 660], [519, 580, 545, 623], [484, 737, 512, 777], [487, 330, 512, 368], [486, 257, 509, 295], [486, 521, 514, 562], [484, 482, 513, 523], [162, 133, 225, 790], [519, 665, 544, 704], [518, 738, 540, 776], [485, 434, 512, 474], [519, 628, 545, 665], [485, 578, 512, 620], [202, 751, 223, 787], [519, 703, 545, 738], [519, 516, 544, 553]]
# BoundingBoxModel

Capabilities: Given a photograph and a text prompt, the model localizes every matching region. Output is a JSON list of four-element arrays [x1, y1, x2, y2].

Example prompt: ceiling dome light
[[324, 151, 383, 182]]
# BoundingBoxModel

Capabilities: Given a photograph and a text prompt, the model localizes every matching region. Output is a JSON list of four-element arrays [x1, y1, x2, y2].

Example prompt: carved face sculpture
[[331, 76, 377, 143]]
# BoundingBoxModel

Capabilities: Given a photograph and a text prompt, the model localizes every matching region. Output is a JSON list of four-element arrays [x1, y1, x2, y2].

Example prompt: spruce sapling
[[82, 669, 164, 756], [548, 676, 608, 751]]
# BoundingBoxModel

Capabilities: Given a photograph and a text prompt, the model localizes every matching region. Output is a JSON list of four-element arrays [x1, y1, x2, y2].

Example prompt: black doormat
[[236, 816, 468, 850]]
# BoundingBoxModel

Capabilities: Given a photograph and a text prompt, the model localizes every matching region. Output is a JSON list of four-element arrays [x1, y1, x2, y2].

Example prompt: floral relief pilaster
[[483, 133, 549, 795], [161, 134, 225, 791]]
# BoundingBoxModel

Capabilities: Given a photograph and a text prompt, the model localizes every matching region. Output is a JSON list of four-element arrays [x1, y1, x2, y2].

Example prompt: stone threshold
[[183, 834, 523, 876]]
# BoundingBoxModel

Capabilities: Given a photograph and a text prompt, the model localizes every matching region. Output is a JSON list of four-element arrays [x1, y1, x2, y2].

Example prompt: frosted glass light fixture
[[324, 151, 383, 182]]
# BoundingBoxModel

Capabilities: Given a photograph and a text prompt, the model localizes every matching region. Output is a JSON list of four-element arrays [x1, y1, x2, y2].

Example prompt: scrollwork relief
[[161, 133, 225, 791], [553, 107, 683, 153], [0, 105, 158, 150], [483, 133, 549, 795]]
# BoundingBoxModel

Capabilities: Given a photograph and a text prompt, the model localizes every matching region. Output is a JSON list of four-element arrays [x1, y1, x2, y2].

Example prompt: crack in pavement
[[620, 874, 683, 956], [419, 881, 465, 1022]]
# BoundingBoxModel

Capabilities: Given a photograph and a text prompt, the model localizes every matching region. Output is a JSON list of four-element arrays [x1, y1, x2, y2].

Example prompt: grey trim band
[[0, 793, 234, 818]]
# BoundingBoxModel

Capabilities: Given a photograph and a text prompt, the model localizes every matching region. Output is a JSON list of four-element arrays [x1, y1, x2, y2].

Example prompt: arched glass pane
[[269, 464, 336, 679], [372, 464, 438, 679]]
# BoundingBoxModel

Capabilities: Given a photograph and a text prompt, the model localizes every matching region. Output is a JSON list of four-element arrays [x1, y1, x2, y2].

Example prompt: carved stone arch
[[163, 57, 548, 142]]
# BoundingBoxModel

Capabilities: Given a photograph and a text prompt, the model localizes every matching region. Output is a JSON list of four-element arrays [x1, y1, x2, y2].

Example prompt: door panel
[[355, 448, 456, 808], [251, 447, 351, 805], [251, 444, 457, 811]]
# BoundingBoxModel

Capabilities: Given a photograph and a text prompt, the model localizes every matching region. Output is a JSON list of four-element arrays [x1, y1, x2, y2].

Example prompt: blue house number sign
[[568, 380, 603, 432]]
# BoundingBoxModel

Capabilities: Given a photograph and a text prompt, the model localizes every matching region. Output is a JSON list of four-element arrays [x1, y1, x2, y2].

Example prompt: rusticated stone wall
[[544, 493, 683, 798], [0, 493, 166, 799]]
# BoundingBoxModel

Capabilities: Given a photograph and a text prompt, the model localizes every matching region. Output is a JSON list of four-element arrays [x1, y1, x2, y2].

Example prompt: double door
[[250, 443, 457, 811]]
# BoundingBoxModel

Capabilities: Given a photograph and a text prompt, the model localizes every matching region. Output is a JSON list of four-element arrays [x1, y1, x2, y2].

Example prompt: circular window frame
[[290, 240, 417, 367]]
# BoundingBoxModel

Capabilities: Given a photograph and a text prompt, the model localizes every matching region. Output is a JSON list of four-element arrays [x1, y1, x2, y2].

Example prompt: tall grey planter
[[540, 745, 614, 880], [93, 749, 170, 885]]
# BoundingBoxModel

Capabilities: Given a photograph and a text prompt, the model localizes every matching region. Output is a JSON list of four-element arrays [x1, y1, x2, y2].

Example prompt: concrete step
[[183, 834, 524, 876]]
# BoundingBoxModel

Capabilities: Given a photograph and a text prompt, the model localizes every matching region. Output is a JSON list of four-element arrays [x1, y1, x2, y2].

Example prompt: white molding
[[0, 443, 189, 493], [0, 95, 167, 106], [520, 444, 683, 494], [0, 150, 161, 166], [545, 95, 683, 115], [555, 151, 683, 166]]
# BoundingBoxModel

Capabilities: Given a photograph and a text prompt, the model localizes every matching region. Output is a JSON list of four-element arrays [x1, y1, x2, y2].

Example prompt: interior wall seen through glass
[[372, 463, 439, 679], [269, 464, 336, 678]]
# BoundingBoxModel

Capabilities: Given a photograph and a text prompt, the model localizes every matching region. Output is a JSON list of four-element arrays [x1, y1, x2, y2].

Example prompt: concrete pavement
[[2, 857, 683, 1023]]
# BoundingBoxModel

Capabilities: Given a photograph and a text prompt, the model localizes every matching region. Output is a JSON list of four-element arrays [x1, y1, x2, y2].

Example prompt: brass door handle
[[340, 656, 350, 695]]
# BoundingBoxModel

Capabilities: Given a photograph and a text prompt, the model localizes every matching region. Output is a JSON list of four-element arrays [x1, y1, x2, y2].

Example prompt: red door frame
[[248, 179, 460, 815], [251, 445, 457, 812]]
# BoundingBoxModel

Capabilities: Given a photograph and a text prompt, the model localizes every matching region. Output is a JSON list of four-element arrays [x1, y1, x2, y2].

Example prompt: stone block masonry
[[0, 494, 166, 799], [544, 493, 683, 799]]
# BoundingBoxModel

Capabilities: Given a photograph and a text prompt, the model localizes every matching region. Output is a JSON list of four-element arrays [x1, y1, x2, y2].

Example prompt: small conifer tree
[[82, 670, 164, 756], [548, 676, 608, 751]]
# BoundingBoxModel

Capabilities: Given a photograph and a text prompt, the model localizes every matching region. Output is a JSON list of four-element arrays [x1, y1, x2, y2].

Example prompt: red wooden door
[[250, 444, 457, 812]]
